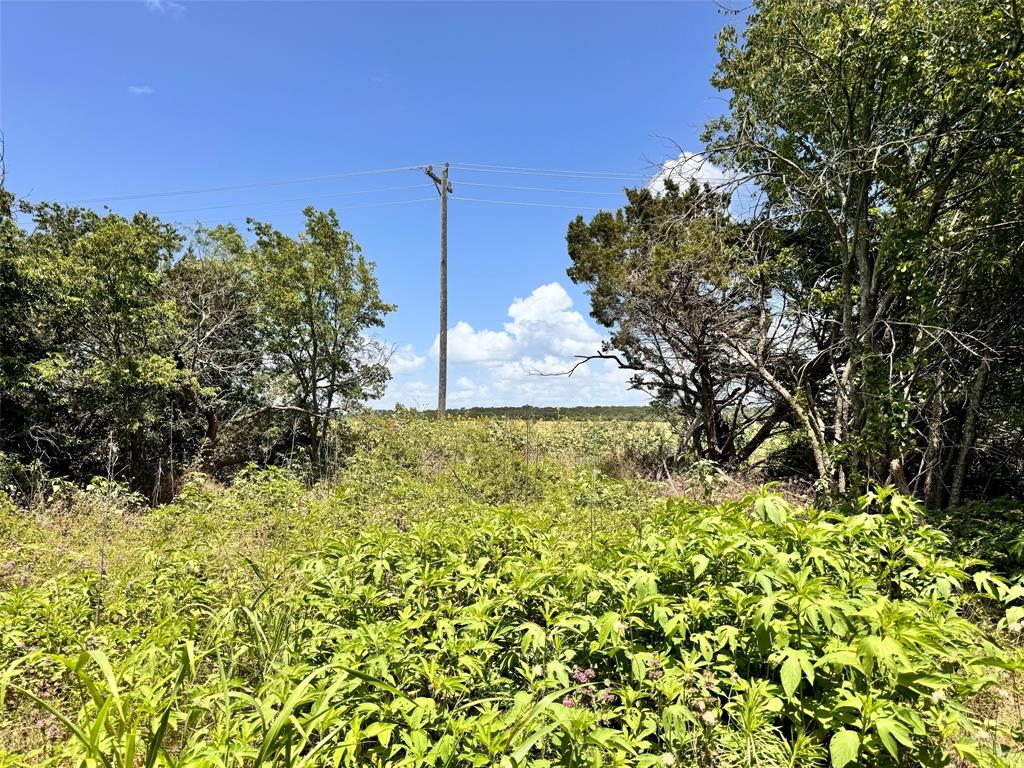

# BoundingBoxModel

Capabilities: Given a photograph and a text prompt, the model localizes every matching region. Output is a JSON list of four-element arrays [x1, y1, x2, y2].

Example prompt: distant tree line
[[567, 0, 1024, 505], [0, 192, 392, 502], [380, 405, 656, 421]]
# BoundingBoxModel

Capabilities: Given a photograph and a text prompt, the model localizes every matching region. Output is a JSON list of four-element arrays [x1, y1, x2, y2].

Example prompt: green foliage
[[1, 419, 1020, 767], [698, 0, 1024, 498], [565, 180, 784, 466], [3, 202, 185, 490], [928, 499, 1024, 579], [246, 207, 395, 467], [0, 202, 393, 495]]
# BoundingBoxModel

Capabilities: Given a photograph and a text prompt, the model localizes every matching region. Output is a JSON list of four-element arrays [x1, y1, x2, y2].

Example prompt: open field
[[2, 418, 1021, 767]]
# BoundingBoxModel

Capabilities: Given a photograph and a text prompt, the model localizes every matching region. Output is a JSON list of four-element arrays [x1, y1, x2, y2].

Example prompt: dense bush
[[928, 499, 1024, 579], [1, 422, 1021, 767], [0, 198, 393, 498]]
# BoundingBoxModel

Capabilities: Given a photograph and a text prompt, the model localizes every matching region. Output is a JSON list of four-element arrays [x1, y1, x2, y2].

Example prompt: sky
[[1, 0, 737, 408]]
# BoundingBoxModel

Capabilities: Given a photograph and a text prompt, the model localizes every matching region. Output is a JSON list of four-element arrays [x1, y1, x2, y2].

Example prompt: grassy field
[[1, 417, 1021, 767]]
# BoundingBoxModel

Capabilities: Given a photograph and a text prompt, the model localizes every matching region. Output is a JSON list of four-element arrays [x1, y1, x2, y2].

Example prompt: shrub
[[1, 472, 1020, 767]]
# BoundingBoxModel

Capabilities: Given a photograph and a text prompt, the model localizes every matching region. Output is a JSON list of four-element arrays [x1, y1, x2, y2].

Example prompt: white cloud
[[128, 85, 155, 96], [427, 283, 602, 365], [380, 282, 649, 408], [504, 282, 603, 358], [431, 321, 517, 363], [648, 152, 728, 196], [388, 344, 425, 374]]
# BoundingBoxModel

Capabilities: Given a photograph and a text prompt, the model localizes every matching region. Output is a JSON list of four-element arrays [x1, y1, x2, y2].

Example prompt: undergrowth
[[0, 418, 1021, 767]]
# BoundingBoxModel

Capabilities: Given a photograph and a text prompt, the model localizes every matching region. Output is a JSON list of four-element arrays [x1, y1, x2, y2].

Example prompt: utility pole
[[424, 163, 452, 418]]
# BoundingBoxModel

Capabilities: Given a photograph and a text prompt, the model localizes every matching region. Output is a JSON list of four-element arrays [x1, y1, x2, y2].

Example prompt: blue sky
[[2, 0, 735, 408]]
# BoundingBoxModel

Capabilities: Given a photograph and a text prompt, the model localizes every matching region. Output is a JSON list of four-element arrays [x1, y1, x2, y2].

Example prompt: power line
[[65, 164, 436, 205], [452, 195, 607, 211], [156, 196, 438, 219], [451, 162, 650, 181], [45, 162, 649, 207], [458, 181, 625, 196], [151, 184, 434, 215]]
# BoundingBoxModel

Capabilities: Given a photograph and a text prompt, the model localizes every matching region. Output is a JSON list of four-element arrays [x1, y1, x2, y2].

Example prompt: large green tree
[[0, 198, 395, 495], [246, 206, 395, 468], [568, 0, 1024, 502], [567, 180, 792, 465], [705, 0, 1024, 499], [163, 225, 270, 474], [4, 201, 186, 493]]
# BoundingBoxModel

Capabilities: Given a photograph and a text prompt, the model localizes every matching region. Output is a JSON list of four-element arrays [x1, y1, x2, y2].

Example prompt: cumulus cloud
[[429, 283, 602, 365], [128, 85, 155, 96], [431, 321, 517, 363], [504, 283, 603, 358], [381, 282, 648, 408], [388, 344, 425, 375], [648, 151, 728, 196]]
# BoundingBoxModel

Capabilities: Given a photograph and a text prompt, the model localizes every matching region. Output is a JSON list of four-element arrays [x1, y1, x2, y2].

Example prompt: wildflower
[[562, 695, 577, 708], [599, 689, 617, 705], [532, 664, 544, 678], [648, 656, 664, 680], [661, 753, 676, 766], [691, 698, 707, 713], [572, 667, 596, 683], [701, 709, 718, 726]]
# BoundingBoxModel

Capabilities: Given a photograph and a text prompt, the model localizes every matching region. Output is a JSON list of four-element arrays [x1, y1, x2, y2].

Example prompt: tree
[[246, 206, 394, 468], [701, 0, 1024, 497], [164, 225, 269, 474], [5, 202, 185, 491], [566, 180, 792, 465], [0, 194, 396, 494]]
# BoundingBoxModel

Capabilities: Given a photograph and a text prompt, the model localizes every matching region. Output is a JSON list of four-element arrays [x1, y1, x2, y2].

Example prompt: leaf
[[756, 494, 789, 524], [595, 611, 623, 646], [364, 721, 396, 747], [829, 729, 860, 768], [780, 654, 801, 699], [510, 721, 560, 764], [691, 554, 709, 579], [875, 717, 912, 759], [253, 666, 326, 766], [817, 649, 862, 672], [337, 664, 412, 701]]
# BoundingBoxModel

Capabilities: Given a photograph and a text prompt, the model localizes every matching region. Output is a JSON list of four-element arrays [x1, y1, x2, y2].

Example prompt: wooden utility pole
[[424, 163, 452, 418]]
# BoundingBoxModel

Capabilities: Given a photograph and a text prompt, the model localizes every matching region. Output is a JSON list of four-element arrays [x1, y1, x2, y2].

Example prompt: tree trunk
[[949, 360, 989, 508], [920, 383, 946, 507], [200, 408, 220, 474]]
